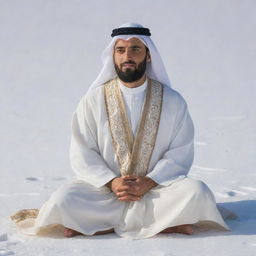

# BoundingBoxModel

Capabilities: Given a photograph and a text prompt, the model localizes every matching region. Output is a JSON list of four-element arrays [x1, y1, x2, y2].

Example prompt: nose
[[124, 48, 133, 60]]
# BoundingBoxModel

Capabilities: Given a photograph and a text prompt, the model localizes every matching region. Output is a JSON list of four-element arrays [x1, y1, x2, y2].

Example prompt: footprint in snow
[[0, 249, 15, 256], [25, 177, 43, 182], [226, 190, 248, 197], [26, 177, 66, 182], [226, 191, 236, 197], [0, 233, 7, 242]]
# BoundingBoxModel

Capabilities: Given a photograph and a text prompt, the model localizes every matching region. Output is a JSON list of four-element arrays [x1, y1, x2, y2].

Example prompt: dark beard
[[114, 55, 147, 83]]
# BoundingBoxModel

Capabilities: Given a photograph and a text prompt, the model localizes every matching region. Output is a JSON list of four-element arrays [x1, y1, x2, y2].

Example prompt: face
[[113, 38, 151, 83]]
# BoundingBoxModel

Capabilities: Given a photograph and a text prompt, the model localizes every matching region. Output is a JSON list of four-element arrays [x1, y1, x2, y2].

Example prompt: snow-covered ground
[[1, 0, 256, 255]]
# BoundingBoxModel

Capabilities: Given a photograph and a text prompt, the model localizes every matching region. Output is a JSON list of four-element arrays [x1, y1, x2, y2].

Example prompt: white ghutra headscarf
[[87, 22, 171, 93]]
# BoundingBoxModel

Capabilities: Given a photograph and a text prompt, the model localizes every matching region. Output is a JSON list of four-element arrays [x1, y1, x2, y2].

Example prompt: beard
[[114, 55, 147, 83]]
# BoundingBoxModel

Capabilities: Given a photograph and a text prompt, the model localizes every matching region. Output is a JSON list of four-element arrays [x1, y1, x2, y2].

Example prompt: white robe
[[70, 79, 195, 187], [18, 79, 229, 238]]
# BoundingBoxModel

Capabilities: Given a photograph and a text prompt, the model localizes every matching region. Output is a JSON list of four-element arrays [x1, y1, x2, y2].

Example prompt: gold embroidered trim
[[10, 209, 39, 223], [104, 77, 163, 176], [104, 78, 132, 174]]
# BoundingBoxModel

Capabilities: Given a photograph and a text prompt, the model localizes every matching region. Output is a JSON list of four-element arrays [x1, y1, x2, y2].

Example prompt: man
[[13, 23, 229, 239]]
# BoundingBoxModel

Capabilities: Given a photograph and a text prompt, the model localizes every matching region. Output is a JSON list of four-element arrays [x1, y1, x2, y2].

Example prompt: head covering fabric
[[111, 27, 151, 37], [87, 23, 171, 93]]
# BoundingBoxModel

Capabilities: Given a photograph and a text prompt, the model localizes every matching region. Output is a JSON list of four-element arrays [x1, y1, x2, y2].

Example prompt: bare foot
[[161, 224, 194, 235], [63, 227, 114, 238], [94, 228, 114, 235], [64, 228, 82, 237]]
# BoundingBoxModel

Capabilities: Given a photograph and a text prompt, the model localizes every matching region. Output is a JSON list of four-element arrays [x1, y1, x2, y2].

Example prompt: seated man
[[12, 23, 229, 239]]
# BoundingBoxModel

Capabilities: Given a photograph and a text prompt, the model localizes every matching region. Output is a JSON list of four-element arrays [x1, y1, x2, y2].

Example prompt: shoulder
[[164, 86, 187, 106], [151, 79, 188, 108], [78, 85, 105, 108]]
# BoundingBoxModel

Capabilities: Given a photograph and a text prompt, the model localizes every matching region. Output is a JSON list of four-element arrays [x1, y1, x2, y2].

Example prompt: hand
[[106, 176, 158, 202], [107, 176, 141, 202], [121, 175, 158, 197]]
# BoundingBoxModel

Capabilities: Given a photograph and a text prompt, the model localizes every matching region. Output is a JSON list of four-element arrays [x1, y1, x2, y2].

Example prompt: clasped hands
[[107, 175, 157, 202]]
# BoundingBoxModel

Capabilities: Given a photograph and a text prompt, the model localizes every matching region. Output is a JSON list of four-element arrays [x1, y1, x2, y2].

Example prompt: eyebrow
[[130, 45, 142, 49], [115, 45, 142, 49]]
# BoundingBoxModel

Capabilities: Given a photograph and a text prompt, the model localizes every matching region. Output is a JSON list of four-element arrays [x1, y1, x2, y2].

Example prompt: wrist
[[146, 177, 158, 189], [106, 178, 115, 189]]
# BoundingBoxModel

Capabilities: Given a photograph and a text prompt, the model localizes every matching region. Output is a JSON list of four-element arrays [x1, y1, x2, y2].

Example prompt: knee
[[185, 179, 212, 199], [51, 183, 77, 208]]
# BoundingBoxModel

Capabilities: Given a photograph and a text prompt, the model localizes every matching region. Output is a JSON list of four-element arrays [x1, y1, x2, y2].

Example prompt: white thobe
[[117, 78, 147, 135], [70, 78, 195, 188], [18, 78, 229, 238]]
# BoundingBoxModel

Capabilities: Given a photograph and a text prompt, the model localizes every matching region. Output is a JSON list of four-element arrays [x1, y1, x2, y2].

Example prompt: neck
[[119, 75, 146, 88]]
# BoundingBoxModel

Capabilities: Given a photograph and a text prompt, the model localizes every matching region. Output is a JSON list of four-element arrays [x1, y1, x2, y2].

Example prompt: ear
[[146, 51, 151, 62]]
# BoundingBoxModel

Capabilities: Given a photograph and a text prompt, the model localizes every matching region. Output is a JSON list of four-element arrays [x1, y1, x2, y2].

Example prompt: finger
[[122, 185, 140, 194], [123, 175, 138, 181], [122, 176, 133, 180], [124, 180, 136, 186], [116, 191, 128, 197], [118, 198, 140, 202], [116, 185, 132, 192], [128, 184, 140, 191], [116, 190, 140, 198], [134, 177, 143, 183], [117, 191, 139, 197], [118, 195, 141, 202]]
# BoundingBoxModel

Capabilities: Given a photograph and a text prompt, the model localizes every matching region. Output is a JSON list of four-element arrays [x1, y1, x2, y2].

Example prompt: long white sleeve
[[147, 97, 194, 186], [70, 96, 117, 188]]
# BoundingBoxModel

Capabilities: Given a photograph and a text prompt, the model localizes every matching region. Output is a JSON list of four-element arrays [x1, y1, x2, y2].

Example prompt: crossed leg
[[63, 225, 194, 237], [58, 178, 215, 238]]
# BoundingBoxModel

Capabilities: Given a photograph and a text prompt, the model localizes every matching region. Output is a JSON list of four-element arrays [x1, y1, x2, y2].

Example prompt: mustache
[[121, 61, 136, 66]]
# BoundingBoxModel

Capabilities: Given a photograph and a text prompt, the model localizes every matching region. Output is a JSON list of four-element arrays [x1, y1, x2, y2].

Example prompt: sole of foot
[[161, 224, 194, 235], [63, 228, 114, 238]]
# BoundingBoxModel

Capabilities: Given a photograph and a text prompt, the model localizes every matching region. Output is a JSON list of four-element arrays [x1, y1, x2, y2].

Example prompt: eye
[[131, 47, 141, 53], [115, 47, 125, 53]]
